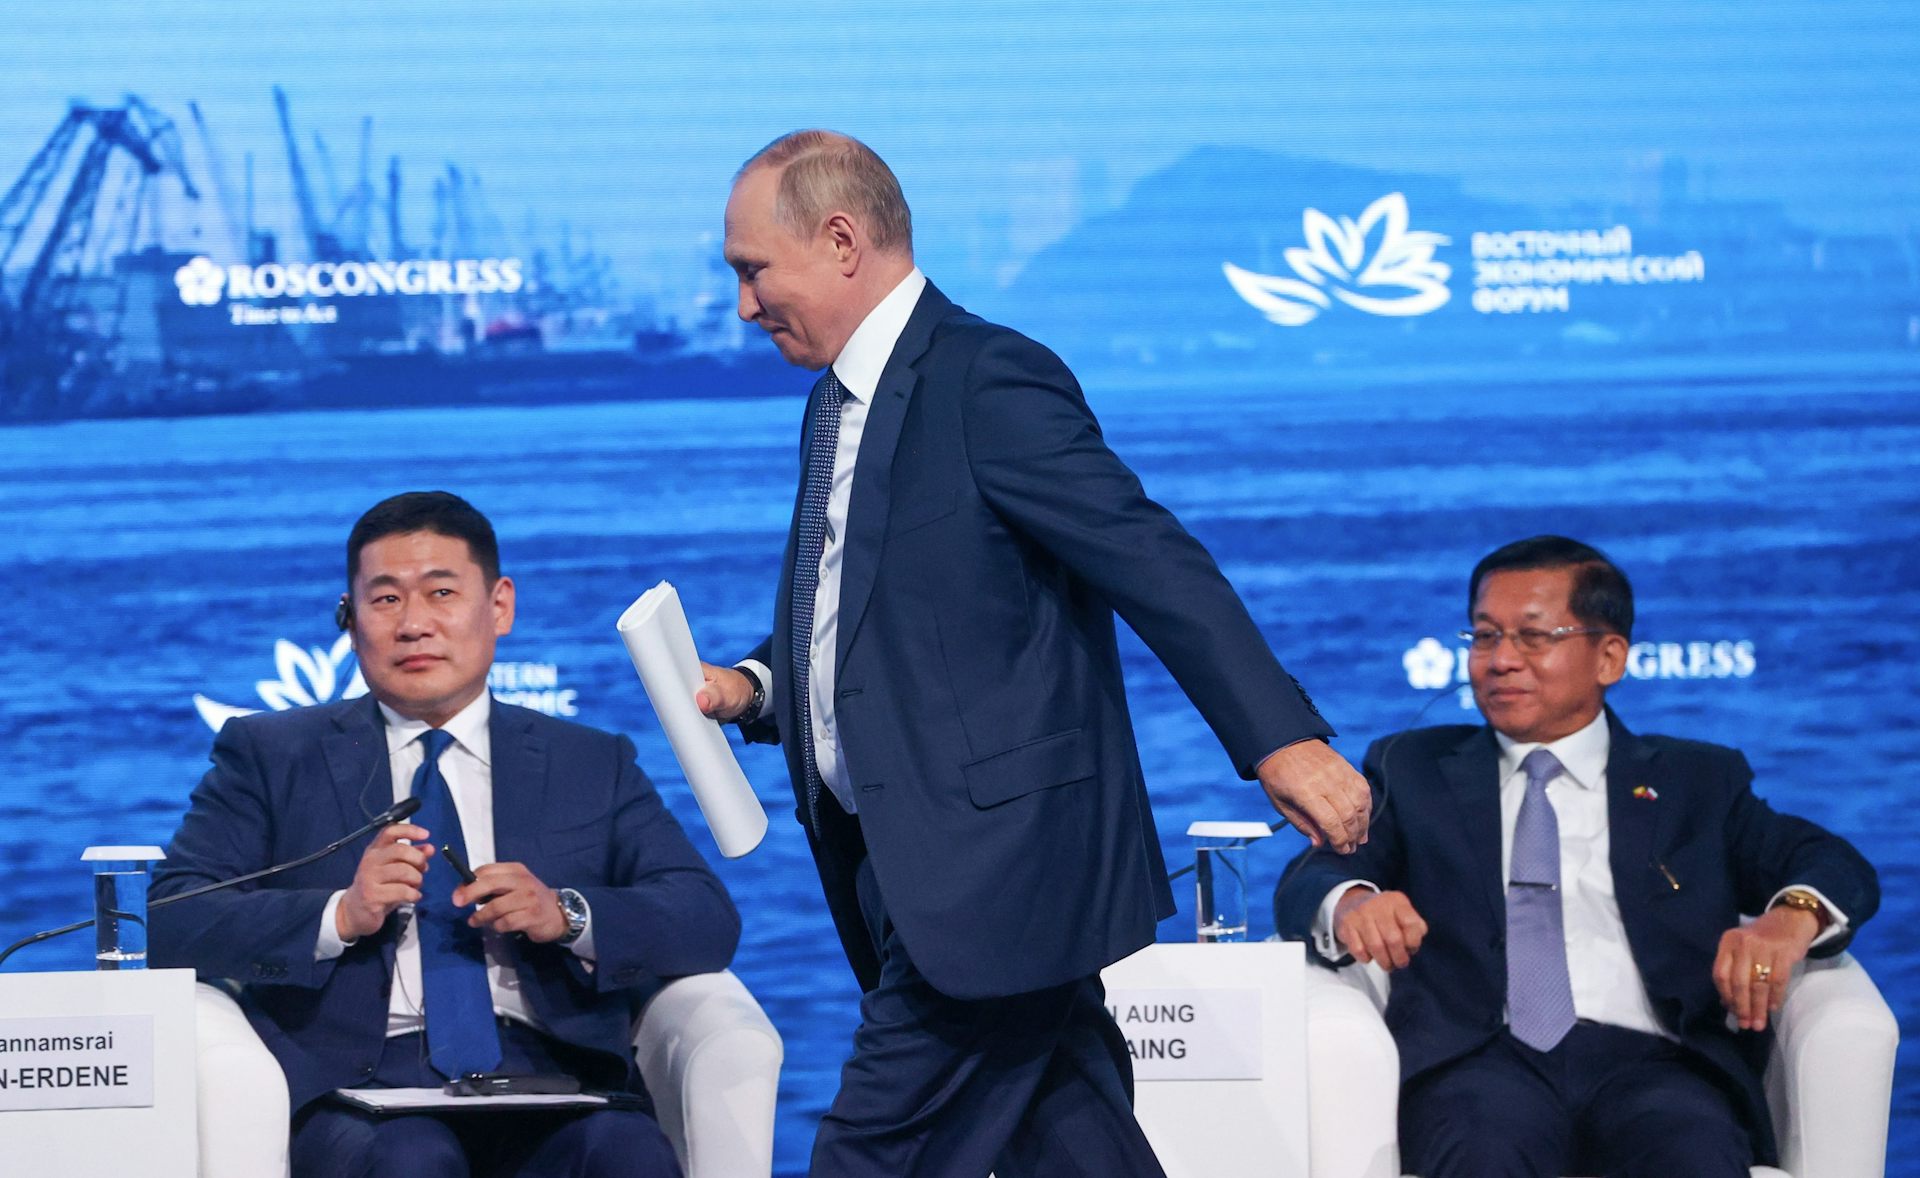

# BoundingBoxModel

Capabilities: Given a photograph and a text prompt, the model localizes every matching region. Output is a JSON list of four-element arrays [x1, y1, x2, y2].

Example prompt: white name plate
[[0, 1014, 154, 1111], [1105, 986, 1263, 1081]]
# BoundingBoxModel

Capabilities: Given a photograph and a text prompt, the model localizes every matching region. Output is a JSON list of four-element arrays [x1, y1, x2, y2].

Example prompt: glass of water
[[1188, 822, 1271, 942], [82, 846, 165, 970]]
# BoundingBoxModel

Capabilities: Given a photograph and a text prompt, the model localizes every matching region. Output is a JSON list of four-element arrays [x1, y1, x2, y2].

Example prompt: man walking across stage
[[694, 130, 1372, 1177], [153, 492, 739, 1178]]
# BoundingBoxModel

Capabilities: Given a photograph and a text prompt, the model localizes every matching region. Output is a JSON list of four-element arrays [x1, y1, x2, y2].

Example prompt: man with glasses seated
[[1274, 535, 1878, 1178]]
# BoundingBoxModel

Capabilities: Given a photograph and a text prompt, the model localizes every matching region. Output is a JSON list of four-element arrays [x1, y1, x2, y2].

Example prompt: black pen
[[441, 844, 478, 887], [440, 844, 520, 938]]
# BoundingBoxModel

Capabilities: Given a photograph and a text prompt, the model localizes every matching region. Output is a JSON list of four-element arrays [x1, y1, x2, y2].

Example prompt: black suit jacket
[[1273, 710, 1879, 1163], [744, 282, 1332, 1000], [151, 695, 740, 1112]]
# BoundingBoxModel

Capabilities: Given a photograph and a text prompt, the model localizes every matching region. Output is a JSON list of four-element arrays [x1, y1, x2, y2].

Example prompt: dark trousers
[[809, 851, 1167, 1178], [291, 1022, 680, 1178], [1400, 1023, 1752, 1178]]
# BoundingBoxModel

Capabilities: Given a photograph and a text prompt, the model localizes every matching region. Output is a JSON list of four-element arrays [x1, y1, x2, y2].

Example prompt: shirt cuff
[[737, 660, 774, 723], [316, 890, 353, 961], [1770, 884, 1849, 948], [1312, 881, 1380, 962]]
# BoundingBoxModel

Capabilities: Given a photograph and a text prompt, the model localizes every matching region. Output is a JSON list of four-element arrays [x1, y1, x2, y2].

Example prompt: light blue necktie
[[1506, 747, 1578, 1052], [790, 370, 846, 837], [411, 728, 502, 1078]]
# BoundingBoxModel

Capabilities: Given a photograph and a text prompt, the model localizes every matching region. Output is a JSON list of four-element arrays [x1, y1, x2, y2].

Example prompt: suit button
[[1490, 933, 1504, 950], [359, 1063, 374, 1076]]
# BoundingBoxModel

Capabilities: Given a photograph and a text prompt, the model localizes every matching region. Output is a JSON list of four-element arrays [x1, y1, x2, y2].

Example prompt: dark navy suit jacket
[[744, 282, 1332, 1001], [151, 695, 740, 1113], [1273, 711, 1879, 1164]]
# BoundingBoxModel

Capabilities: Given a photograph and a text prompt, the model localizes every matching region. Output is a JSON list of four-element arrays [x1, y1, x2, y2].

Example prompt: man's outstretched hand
[[1257, 740, 1371, 854]]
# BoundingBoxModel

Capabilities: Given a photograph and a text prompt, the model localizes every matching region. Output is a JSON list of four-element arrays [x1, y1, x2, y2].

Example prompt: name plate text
[[1105, 986, 1263, 1081], [0, 1014, 154, 1111]]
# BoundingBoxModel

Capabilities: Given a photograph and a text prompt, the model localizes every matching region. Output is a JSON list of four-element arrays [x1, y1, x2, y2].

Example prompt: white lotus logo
[[1402, 637, 1457, 690], [193, 635, 368, 731], [1224, 193, 1451, 326], [174, 256, 226, 306]]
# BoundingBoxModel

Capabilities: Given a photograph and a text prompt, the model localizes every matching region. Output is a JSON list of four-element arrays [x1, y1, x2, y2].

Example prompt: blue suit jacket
[[150, 695, 740, 1112], [1273, 711, 1879, 1164], [744, 283, 1332, 1000]]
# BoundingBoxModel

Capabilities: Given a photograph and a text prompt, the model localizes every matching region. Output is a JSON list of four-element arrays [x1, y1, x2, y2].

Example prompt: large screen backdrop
[[2, 3, 1915, 1170]]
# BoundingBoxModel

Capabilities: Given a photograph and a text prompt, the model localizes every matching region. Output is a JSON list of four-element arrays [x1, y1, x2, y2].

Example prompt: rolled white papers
[[616, 582, 768, 858]]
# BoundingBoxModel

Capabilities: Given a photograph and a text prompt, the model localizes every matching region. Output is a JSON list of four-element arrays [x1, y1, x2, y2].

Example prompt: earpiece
[[335, 594, 353, 632]]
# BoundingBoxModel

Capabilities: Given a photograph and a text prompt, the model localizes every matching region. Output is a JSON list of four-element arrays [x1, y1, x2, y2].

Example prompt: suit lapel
[[771, 380, 816, 739], [1438, 726, 1505, 925], [322, 695, 391, 837], [321, 697, 398, 972], [1605, 710, 1672, 913], [488, 700, 548, 866], [835, 283, 953, 669]]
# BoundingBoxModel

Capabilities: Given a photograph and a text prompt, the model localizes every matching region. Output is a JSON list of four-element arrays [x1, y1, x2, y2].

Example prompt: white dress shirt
[[315, 691, 595, 1038], [741, 267, 927, 815], [1313, 710, 1846, 1039]]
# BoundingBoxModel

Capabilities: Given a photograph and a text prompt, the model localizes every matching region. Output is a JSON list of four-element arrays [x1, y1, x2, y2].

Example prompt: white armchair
[[1300, 952, 1898, 1178], [194, 971, 783, 1178]]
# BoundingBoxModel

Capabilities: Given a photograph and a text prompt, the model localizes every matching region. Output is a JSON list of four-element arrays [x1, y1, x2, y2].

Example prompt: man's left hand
[[455, 862, 570, 943], [1712, 906, 1821, 1032], [1256, 740, 1371, 854]]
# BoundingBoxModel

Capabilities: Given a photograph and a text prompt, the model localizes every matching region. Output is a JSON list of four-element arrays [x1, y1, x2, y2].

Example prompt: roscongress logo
[[1223, 193, 1452, 326], [174, 256, 226, 306], [193, 634, 578, 732], [1401, 635, 1758, 710], [172, 255, 525, 307]]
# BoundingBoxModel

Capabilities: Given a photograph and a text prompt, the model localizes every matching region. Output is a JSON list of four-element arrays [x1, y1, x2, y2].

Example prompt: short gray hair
[[738, 130, 913, 254]]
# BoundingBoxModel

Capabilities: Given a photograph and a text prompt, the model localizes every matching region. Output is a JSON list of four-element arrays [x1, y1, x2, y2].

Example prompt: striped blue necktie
[[411, 728, 502, 1078], [1506, 747, 1578, 1052], [791, 369, 846, 837]]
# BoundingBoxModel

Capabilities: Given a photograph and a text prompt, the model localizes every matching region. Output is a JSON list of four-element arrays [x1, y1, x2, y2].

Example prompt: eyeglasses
[[1458, 626, 1609, 654]]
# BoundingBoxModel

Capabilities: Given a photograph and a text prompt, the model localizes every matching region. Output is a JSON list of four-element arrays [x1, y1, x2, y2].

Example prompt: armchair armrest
[[1305, 962, 1400, 1178], [195, 981, 291, 1178], [633, 970, 784, 1178], [1767, 952, 1897, 1178]]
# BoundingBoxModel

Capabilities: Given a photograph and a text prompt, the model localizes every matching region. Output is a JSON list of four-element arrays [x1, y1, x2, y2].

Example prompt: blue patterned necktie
[[791, 369, 846, 837], [1506, 747, 1578, 1052], [411, 728, 502, 1078]]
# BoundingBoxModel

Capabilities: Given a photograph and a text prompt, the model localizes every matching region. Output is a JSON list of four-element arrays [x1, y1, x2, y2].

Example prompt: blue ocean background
[[3, 0, 1918, 1169], [0, 367, 1913, 1173]]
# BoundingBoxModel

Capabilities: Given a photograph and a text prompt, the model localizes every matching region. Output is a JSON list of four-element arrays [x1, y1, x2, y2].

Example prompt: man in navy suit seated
[[1275, 535, 1878, 1178], [153, 491, 739, 1178]]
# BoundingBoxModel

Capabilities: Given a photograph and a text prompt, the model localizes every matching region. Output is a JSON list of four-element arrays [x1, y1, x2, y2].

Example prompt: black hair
[[346, 491, 500, 585], [1468, 535, 1634, 640]]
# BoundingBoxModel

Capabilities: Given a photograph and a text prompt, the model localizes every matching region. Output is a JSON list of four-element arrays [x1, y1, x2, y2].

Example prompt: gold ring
[[1751, 962, 1773, 982]]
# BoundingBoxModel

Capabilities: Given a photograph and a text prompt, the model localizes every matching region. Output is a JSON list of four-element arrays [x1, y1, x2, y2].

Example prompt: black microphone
[[0, 797, 423, 970]]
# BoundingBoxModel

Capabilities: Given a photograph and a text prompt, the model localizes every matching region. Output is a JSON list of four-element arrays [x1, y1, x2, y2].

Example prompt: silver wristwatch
[[555, 887, 589, 945]]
